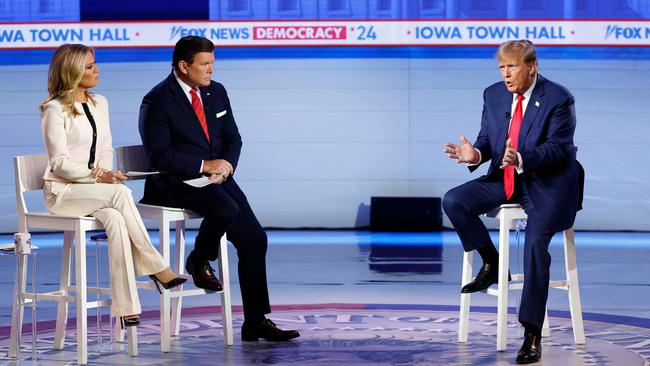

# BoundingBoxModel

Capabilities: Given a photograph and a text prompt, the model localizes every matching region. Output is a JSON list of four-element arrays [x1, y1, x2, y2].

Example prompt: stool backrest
[[14, 154, 48, 232], [115, 145, 150, 181]]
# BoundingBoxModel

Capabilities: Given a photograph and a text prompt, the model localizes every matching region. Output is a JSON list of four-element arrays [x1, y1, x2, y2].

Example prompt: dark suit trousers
[[185, 183, 271, 322], [443, 176, 554, 329]]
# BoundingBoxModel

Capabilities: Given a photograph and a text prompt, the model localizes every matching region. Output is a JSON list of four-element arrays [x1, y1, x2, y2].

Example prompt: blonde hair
[[39, 44, 96, 117], [496, 39, 538, 65]]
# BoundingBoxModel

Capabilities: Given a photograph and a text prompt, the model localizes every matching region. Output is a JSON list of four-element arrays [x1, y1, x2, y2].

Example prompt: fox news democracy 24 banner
[[1, 20, 650, 49]]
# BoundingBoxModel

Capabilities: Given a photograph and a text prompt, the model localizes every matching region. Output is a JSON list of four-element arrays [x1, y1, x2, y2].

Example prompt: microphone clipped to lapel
[[203, 92, 210, 111]]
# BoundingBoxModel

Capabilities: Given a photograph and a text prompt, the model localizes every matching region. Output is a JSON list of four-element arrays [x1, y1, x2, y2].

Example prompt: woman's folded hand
[[96, 170, 128, 184]]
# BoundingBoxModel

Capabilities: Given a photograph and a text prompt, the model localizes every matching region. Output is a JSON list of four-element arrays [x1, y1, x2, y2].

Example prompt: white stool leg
[[219, 234, 233, 346], [171, 220, 186, 337], [127, 327, 138, 356], [159, 215, 172, 352], [8, 246, 28, 358], [75, 225, 88, 365], [563, 227, 585, 344], [458, 250, 473, 343], [54, 231, 73, 350], [496, 212, 511, 352]]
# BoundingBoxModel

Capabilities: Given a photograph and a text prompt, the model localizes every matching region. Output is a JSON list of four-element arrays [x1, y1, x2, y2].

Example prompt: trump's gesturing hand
[[444, 135, 479, 164], [500, 138, 519, 169]]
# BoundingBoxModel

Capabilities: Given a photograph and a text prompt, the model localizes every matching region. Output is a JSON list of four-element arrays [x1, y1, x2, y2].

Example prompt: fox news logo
[[605, 25, 650, 39]]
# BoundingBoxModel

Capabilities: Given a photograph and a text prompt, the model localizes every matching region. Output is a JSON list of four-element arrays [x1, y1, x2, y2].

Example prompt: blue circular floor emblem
[[1, 305, 648, 365]]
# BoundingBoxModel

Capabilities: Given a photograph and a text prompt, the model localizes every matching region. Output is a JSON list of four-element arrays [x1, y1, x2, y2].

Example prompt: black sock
[[477, 244, 499, 265]]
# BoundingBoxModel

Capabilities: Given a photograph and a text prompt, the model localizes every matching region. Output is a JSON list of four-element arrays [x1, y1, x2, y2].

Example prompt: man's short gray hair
[[496, 40, 537, 64]]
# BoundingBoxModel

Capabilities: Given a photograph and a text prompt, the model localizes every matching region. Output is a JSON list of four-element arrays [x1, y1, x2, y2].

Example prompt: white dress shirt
[[471, 75, 538, 173], [508, 75, 537, 173], [174, 71, 203, 107], [174, 71, 208, 173]]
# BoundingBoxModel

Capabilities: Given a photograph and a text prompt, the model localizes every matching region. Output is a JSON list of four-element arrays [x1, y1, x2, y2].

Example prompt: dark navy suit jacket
[[138, 72, 246, 206], [471, 74, 580, 232]]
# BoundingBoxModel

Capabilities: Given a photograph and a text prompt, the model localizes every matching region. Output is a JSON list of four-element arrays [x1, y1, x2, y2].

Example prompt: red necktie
[[504, 94, 524, 199], [190, 88, 210, 142]]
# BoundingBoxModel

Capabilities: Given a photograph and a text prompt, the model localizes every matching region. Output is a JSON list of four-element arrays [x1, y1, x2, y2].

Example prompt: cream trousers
[[44, 181, 166, 317]]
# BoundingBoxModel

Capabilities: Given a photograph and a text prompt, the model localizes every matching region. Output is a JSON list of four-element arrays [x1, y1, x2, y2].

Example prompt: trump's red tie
[[190, 88, 210, 142], [504, 94, 524, 199]]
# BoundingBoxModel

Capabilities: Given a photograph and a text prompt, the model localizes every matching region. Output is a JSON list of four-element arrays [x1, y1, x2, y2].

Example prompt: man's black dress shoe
[[241, 318, 300, 342], [185, 253, 223, 292], [460, 263, 511, 293], [516, 332, 542, 364]]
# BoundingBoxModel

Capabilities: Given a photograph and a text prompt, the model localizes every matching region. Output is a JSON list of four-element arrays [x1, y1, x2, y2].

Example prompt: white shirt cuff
[[516, 152, 524, 174], [466, 148, 482, 166]]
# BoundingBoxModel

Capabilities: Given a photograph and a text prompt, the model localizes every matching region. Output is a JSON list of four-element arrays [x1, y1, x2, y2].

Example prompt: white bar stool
[[10, 154, 138, 365], [116, 145, 233, 351], [458, 203, 586, 351]]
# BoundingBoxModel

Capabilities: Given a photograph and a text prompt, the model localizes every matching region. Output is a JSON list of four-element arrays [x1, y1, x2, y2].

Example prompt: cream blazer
[[41, 94, 114, 194]]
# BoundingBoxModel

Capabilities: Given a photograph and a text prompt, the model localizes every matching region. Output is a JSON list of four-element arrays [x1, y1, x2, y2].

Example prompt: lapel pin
[[535, 101, 540, 107], [206, 92, 210, 96]]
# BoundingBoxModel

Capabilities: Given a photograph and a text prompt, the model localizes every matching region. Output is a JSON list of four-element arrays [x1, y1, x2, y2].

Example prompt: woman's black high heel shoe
[[120, 315, 140, 328], [149, 275, 187, 294]]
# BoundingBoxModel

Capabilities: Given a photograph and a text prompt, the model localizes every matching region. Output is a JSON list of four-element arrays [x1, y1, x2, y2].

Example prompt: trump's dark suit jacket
[[471, 74, 580, 232]]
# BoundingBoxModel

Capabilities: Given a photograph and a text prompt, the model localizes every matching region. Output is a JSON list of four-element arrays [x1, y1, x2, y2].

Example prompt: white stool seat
[[458, 203, 585, 351]]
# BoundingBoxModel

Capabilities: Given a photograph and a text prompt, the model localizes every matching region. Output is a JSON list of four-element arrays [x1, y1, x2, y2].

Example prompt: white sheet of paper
[[0, 243, 15, 252], [183, 176, 214, 188], [125, 171, 160, 177]]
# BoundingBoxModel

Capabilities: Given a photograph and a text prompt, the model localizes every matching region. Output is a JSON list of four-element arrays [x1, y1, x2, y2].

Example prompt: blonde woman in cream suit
[[40, 44, 186, 327]]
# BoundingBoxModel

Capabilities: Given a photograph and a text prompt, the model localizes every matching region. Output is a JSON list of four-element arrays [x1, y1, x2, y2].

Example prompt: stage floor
[[0, 230, 648, 365]]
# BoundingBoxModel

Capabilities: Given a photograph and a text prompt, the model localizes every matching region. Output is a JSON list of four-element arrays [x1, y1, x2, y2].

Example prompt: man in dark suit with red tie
[[442, 40, 580, 364], [138, 36, 299, 342]]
